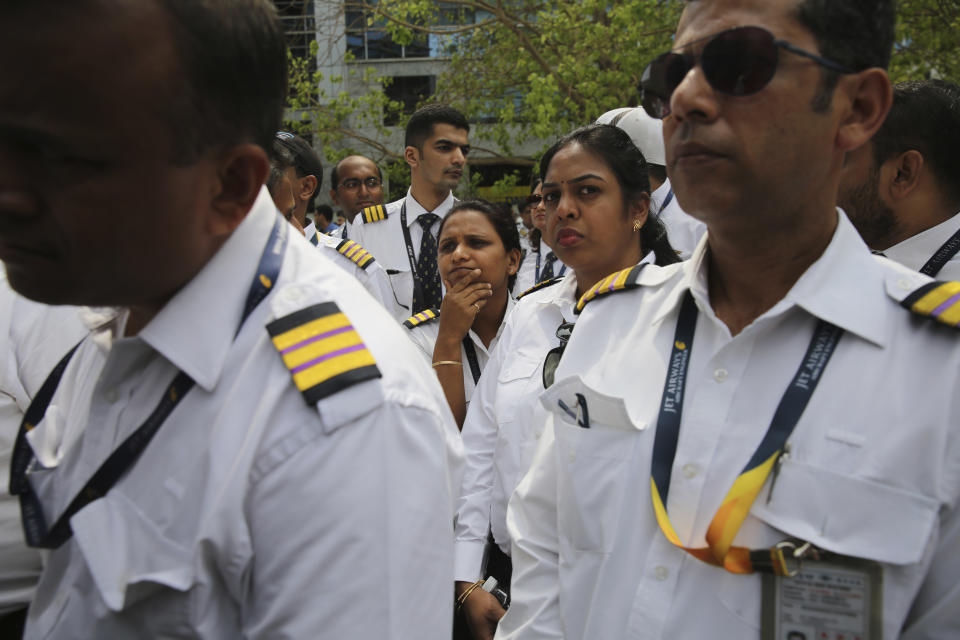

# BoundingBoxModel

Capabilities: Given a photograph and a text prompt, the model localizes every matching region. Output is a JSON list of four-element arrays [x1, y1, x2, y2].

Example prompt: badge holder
[[759, 540, 883, 640]]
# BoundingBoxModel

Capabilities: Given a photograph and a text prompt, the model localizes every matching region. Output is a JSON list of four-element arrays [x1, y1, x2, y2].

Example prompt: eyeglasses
[[542, 322, 575, 389], [639, 25, 854, 119], [525, 194, 543, 205], [338, 177, 382, 191]]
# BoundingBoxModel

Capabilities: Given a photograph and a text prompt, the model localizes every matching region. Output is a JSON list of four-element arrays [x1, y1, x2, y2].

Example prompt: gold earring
[[632, 219, 643, 232]]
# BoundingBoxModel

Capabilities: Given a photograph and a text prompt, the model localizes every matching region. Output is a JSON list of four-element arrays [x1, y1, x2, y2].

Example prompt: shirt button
[[103, 389, 118, 404], [682, 463, 699, 479], [898, 278, 913, 290], [713, 368, 728, 382], [568, 452, 576, 463], [654, 566, 669, 581], [282, 286, 302, 302]]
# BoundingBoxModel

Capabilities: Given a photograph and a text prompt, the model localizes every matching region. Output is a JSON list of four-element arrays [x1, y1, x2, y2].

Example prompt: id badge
[[761, 555, 883, 640]]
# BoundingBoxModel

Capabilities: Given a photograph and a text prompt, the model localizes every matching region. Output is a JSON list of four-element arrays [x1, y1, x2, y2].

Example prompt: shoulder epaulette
[[403, 308, 440, 329], [900, 280, 960, 328], [576, 264, 647, 313], [360, 204, 388, 224], [267, 301, 382, 405], [516, 277, 563, 300], [335, 239, 376, 270]]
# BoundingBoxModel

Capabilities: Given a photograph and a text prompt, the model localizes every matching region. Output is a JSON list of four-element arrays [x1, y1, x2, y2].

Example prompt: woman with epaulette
[[453, 124, 680, 640], [403, 200, 522, 429]]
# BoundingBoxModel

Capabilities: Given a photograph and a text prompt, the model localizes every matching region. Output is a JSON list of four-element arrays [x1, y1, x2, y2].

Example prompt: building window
[[345, 2, 472, 60], [384, 75, 436, 125], [274, 1, 317, 71]]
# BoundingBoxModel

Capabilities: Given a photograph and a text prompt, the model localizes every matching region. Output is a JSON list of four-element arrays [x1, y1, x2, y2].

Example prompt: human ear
[[629, 193, 651, 229], [505, 248, 522, 275], [298, 174, 318, 201], [885, 150, 924, 203], [404, 145, 420, 170], [208, 143, 269, 236], [835, 68, 893, 153], [329, 189, 340, 206]]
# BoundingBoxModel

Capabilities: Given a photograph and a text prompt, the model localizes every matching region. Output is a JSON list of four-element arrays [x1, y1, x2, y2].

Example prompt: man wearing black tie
[[351, 104, 471, 315]]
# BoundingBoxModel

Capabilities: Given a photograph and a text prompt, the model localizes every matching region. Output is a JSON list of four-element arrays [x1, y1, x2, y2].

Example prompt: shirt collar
[[137, 187, 280, 392], [404, 188, 456, 226], [466, 295, 516, 355], [882, 209, 960, 272], [656, 210, 890, 347]]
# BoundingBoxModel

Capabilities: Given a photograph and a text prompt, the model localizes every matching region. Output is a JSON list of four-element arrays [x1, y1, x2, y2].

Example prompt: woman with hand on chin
[[404, 200, 522, 429], [453, 124, 679, 640]]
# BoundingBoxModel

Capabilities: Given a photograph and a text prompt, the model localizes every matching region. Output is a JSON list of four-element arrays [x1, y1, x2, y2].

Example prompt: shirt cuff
[[454, 539, 488, 583]]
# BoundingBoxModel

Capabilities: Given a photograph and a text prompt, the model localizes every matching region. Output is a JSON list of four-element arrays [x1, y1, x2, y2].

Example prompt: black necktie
[[539, 251, 557, 283], [415, 213, 442, 312]]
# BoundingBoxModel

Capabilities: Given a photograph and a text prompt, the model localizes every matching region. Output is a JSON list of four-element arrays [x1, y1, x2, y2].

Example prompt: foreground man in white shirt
[[0, 1, 461, 638], [839, 79, 960, 280], [499, 1, 960, 639]]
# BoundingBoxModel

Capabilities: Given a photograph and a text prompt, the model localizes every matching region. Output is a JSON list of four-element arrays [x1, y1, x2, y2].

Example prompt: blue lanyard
[[659, 189, 674, 214], [650, 291, 844, 572], [919, 227, 960, 277], [9, 214, 288, 550]]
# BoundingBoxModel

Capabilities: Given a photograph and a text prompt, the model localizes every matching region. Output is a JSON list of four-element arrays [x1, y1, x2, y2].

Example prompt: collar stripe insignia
[[267, 301, 382, 405], [361, 204, 387, 224], [336, 239, 375, 270], [901, 280, 960, 328], [403, 308, 439, 329], [576, 263, 647, 313], [516, 277, 563, 300]]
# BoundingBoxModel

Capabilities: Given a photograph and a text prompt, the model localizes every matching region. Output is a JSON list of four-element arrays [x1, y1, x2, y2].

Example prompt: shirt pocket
[[719, 458, 939, 628], [550, 379, 646, 553], [68, 489, 197, 635]]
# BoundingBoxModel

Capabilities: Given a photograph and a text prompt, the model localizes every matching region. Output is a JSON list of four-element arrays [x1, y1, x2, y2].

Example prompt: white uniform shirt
[[881, 209, 960, 280], [350, 189, 456, 315], [0, 270, 86, 616], [405, 297, 515, 411], [22, 189, 464, 639], [311, 230, 407, 320], [454, 274, 579, 582], [513, 247, 540, 295], [651, 178, 706, 261], [498, 211, 960, 640]]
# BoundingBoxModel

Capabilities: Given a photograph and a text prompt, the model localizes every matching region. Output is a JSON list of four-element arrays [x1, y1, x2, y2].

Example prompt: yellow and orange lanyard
[[651, 292, 843, 574]]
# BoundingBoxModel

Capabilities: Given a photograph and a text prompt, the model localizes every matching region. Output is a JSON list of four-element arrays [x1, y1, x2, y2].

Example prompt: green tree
[[889, 0, 960, 84]]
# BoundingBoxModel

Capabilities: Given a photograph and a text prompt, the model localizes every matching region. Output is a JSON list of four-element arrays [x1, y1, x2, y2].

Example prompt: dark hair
[[267, 139, 295, 195], [539, 124, 679, 266], [330, 155, 383, 190], [871, 80, 960, 209], [315, 203, 335, 225], [438, 199, 522, 290], [276, 132, 323, 212], [405, 103, 469, 150], [156, 0, 287, 163], [793, 0, 896, 111]]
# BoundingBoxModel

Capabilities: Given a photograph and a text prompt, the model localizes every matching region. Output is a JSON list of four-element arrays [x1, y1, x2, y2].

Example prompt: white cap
[[595, 107, 665, 166]]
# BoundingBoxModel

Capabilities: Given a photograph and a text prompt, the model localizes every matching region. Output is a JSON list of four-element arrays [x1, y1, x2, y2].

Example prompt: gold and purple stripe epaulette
[[403, 308, 440, 330], [576, 264, 647, 313], [267, 302, 382, 405], [900, 280, 960, 328], [336, 239, 376, 270], [360, 204, 388, 224], [516, 277, 563, 300]]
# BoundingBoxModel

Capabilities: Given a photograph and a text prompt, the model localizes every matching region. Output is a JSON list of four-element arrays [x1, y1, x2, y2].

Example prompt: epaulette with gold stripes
[[267, 302, 382, 405], [335, 239, 376, 270], [360, 204, 388, 224], [900, 280, 960, 328], [403, 308, 440, 329], [576, 263, 647, 313], [516, 277, 563, 300]]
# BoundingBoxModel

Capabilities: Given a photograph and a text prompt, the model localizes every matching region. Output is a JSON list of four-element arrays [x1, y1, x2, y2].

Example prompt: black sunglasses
[[639, 25, 854, 119], [542, 322, 575, 389]]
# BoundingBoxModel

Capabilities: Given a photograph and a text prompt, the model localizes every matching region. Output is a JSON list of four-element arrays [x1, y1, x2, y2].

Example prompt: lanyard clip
[[750, 538, 822, 577]]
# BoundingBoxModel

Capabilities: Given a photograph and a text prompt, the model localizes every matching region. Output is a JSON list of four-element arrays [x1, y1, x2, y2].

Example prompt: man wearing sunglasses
[[498, 1, 960, 639]]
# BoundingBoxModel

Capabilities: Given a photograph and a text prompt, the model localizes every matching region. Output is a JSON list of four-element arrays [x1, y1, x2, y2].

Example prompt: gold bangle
[[432, 360, 463, 368], [455, 579, 485, 612]]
